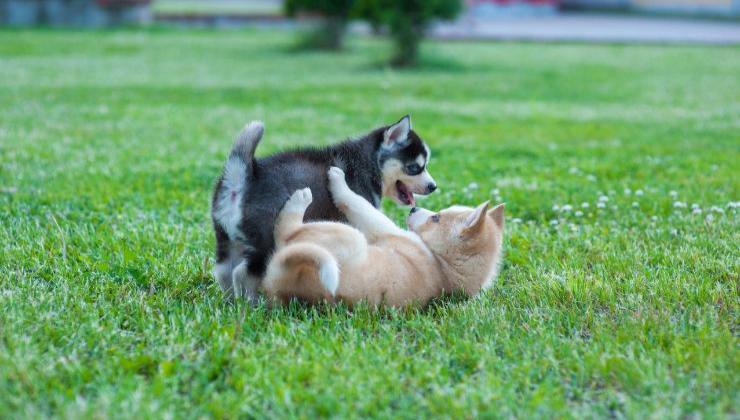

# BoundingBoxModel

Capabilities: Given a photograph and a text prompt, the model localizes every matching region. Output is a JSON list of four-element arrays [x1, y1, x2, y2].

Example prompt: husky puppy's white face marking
[[379, 116, 437, 206], [413, 154, 436, 195]]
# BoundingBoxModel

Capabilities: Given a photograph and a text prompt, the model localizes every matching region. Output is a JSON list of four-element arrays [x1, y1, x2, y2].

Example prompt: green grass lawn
[[152, 0, 283, 15], [0, 28, 738, 418]]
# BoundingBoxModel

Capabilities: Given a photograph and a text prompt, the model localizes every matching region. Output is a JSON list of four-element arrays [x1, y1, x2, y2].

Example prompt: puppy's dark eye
[[405, 164, 422, 175], [431, 214, 440, 223]]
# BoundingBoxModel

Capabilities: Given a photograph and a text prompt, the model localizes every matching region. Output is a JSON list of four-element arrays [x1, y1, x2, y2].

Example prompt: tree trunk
[[321, 16, 346, 50], [300, 16, 346, 51], [390, 18, 424, 67]]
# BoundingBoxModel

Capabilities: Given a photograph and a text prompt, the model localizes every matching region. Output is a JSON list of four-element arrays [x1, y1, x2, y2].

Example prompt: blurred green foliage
[[287, 0, 463, 65], [285, 0, 356, 49], [356, 0, 463, 66]]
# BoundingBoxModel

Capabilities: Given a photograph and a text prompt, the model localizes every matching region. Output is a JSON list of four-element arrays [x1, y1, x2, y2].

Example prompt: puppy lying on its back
[[262, 167, 505, 307]]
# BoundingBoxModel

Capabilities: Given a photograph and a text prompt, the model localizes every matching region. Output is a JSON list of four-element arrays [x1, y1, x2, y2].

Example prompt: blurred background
[[1, 0, 738, 58]]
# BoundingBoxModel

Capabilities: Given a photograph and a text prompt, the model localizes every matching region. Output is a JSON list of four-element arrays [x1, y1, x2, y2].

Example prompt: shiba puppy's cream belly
[[335, 241, 442, 306]]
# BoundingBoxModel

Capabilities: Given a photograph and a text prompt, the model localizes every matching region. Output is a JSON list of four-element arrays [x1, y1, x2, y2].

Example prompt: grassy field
[[152, 0, 282, 15], [0, 28, 738, 418]]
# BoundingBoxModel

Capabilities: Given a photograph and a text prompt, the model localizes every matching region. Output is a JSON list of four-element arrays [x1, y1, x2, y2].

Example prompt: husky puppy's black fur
[[211, 116, 437, 300]]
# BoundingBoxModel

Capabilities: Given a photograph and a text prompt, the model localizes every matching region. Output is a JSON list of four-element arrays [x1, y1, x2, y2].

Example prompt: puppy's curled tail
[[263, 243, 340, 300], [230, 120, 264, 177]]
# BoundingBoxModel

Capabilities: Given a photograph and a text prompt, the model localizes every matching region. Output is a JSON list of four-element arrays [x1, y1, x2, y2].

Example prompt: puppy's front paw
[[284, 187, 313, 213], [327, 166, 345, 182], [327, 166, 350, 195]]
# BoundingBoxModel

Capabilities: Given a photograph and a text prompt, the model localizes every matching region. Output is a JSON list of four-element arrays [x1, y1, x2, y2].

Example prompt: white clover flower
[[624, 188, 632, 195], [512, 218, 522, 224], [569, 167, 579, 174], [706, 214, 714, 222], [549, 219, 559, 226], [692, 208, 702, 215], [710, 206, 725, 214], [670, 228, 678, 236], [632, 202, 639, 208], [581, 202, 590, 208], [651, 216, 658, 222], [552, 204, 560, 211], [598, 195, 609, 203], [635, 189, 644, 196], [467, 182, 479, 190], [673, 201, 687, 208], [597, 202, 606, 209], [490, 188, 499, 195], [569, 223, 578, 232], [548, 272, 565, 283], [561, 204, 573, 212], [727, 201, 739, 209], [691, 203, 700, 210], [669, 190, 678, 198], [586, 174, 596, 182], [575, 210, 584, 217]]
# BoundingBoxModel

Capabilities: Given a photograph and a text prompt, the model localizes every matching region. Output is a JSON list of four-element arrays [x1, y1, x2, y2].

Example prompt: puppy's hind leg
[[214, 261, 236, 297], [262, 243, 339, 303], [275, 188, 313, 246], [213, 230, 245, 298], [232, 260, 260, 304]]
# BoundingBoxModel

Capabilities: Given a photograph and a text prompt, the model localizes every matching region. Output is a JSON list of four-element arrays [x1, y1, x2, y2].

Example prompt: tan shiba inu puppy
[[261, 167, 505, 307]]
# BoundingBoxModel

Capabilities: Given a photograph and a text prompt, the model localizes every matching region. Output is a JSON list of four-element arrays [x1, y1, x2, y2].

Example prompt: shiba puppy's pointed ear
[[462, 201, 490, 238], [488, 203, 505, 229], [383, 115, 411, 148]]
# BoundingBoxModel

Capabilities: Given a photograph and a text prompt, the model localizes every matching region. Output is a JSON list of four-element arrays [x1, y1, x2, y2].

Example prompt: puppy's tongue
[[396, 181, 415, 206]]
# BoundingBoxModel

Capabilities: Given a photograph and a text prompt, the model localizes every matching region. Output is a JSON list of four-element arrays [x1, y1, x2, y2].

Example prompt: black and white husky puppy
[[211, 116, 437, 300]]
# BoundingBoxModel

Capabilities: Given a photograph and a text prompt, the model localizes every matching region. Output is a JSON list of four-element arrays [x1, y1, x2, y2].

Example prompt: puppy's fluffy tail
[[212, 121, 264, 240], [230, 121, 264, 171], [220, 120, 264, 195], [263, 243, 340, 301]]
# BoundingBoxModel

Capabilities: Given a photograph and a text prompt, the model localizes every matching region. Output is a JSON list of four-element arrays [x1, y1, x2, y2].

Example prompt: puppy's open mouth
[[395, 180, 415, 206]]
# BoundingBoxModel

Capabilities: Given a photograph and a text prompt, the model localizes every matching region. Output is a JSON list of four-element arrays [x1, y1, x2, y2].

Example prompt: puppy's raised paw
[[327, 166, 350, 195], [327, 166, 345, 181], [284, 187, 313, 213]]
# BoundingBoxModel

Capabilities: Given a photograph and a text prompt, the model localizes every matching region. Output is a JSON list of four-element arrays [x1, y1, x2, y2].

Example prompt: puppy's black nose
[[410, 207, 419, 214], [427, 183, 437, 193]]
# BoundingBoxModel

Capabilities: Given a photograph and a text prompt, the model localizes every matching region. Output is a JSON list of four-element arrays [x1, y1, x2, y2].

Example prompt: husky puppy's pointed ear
[[488, 203, 505, 229], [383, 115, 411, 148], [462, 201, 490, 238]]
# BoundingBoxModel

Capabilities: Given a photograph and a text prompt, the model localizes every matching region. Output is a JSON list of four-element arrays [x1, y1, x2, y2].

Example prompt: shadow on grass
[[232, 289, 475, 323], [359, 52, 475, 74], [278, 40, 479, 74]]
